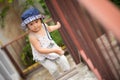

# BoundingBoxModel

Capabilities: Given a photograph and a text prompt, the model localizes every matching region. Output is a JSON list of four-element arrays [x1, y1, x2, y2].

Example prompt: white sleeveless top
[[30, 24, 60, 62]]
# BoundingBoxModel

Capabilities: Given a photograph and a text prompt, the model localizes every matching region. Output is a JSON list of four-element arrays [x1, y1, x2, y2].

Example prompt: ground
[[26, 55, 98, 80]]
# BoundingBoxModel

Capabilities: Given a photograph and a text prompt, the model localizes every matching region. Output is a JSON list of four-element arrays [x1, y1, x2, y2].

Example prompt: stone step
[[56, 63, 98, 80], [26, 55, 98, 80], [56, 67, 78, 80]]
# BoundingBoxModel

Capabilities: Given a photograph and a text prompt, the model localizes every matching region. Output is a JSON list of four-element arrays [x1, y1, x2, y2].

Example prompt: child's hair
[[21, 7, 44, 30]]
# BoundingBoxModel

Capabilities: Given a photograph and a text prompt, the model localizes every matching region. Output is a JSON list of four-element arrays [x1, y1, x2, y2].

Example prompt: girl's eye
[[29, 23, 33, 26], [35, 20, 38, 23]]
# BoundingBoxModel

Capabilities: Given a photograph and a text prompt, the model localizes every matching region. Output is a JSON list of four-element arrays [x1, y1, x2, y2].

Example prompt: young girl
[[21, 7, 70, 79]]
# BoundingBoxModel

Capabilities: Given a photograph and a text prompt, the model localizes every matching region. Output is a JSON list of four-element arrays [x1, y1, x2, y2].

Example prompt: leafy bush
[[21, 36, 35, 67], [50, 30, 64, 47]]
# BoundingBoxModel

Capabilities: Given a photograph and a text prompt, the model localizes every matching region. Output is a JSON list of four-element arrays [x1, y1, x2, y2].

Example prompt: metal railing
[[45, 0, 120, 80]]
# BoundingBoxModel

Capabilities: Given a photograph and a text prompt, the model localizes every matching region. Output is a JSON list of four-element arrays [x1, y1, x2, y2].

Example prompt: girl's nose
[[34, 23, 37, 28], [34, 26, 37, 28]]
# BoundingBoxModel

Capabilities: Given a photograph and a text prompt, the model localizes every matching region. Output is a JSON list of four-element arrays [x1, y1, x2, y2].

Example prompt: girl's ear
[[26, 24, 29, 30], [26, 24, 28, 28], [40, 18, 43, 23]]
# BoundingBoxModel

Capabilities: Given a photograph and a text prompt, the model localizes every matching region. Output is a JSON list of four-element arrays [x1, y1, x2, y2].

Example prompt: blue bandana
[[21, 7, 44, 30]]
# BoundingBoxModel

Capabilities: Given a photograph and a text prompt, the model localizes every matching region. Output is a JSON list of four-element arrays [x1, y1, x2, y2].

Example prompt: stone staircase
[[56, 63, 97, 80], [26, 55, 98, 80], [56, 67, 78, 80]]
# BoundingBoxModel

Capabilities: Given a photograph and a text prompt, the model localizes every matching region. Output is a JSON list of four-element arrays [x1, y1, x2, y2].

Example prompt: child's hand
[[56, 21, 61, 28], [55, 48, 64, 55], [58, 48, 65, 55]]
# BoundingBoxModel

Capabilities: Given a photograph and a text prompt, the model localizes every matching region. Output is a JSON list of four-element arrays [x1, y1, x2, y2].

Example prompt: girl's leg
[[56, 55, 70, 72], [40, 59, 60, 79]]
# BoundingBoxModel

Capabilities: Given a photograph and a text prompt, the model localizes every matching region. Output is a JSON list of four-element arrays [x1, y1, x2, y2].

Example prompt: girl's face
[[27, 19, 42, 32]]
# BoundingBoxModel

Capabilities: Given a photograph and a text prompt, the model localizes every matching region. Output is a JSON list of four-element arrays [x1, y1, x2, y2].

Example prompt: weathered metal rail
[[45, 0, 120, 80]]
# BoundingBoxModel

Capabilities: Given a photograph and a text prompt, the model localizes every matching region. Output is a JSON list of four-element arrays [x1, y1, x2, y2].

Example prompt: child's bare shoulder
[[28, 33, 36, 40]]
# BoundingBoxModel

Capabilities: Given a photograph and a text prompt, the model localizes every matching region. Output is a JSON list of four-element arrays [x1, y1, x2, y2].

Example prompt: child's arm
[[47, 21, 61, 32], [29, 35, 63, 55]]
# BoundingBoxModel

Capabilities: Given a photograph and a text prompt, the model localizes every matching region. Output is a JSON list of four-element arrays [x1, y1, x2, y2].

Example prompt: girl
[[21, 7, 70, 79]]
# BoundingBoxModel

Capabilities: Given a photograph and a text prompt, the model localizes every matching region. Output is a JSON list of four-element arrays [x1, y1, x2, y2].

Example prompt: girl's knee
[[57, 55, 70, 71], [47, 65, 58, 74], [41, 60, 58, 74], [59, 55, 68, 62]]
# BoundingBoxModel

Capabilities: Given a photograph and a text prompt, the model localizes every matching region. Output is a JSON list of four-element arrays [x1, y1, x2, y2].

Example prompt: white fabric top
[[30, 24, 60, 62]]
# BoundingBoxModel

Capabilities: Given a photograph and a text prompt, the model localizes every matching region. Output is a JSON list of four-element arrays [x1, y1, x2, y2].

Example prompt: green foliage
[[0, 6, 9, 28], [21, 36, 35, 67], [38, 0, 50, 16], [0, 0, 13, 3], [23, 0, 34, 10], [50, 30, 64, 47], [0, 0, 4, 2], [0, 0, 13, 28], [111, 0, 120, 8], [8, 0, 13, 3]]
